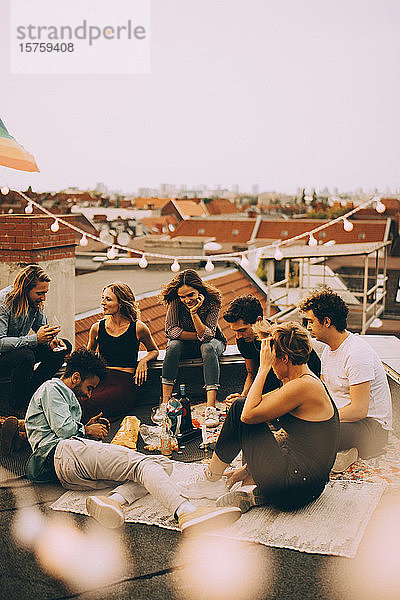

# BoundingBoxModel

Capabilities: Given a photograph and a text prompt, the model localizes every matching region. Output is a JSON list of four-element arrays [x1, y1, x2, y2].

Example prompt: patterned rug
[[50, 460, 386, 558]]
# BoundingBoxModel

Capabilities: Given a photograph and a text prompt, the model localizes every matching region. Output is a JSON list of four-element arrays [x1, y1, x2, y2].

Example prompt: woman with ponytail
[[180, 321, 340, 513]]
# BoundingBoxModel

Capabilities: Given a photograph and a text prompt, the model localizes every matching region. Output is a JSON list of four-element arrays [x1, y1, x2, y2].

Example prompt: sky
[[1, 0, 399, 194]]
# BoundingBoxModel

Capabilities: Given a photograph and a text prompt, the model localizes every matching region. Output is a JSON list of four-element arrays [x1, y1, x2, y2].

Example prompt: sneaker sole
[[216, 490, 264, 513], [1, 417, 18, 456], [177, 481, 228, 501], [181, 507, 241, 535], [86, 497, 125, 529], [331, 448, 359, 474]]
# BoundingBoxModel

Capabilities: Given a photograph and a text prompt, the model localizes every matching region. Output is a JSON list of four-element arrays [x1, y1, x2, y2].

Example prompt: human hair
[[103, 282, 140, 321], [63, 348, 108, 382], [160, 269, 222, 305], [299, 287, 348, 332], [223, 295, 263, 325], [5, 264, 51, 318], [253, 319, 312, 365]]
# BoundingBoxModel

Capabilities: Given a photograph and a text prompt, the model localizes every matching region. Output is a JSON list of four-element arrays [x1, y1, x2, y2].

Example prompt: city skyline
[[1, 0, 399, 194]]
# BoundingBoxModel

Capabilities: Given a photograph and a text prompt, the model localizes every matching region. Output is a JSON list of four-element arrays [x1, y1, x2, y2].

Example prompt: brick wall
[[0, 214, 75, 262]]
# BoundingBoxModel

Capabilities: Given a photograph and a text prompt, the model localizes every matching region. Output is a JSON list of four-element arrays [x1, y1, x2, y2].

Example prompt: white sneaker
[[177, 470, 229, 500], [86, 495, 125, 528], [331, 448, 358, 474], [205, 406, 219, 428], [216, 485, 265, 513], [152, 404, 167, 424], [178, 505, 241, 534]]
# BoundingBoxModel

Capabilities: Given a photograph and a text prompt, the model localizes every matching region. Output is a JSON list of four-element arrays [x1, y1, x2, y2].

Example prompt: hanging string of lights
[[1, 188, 386, 271]]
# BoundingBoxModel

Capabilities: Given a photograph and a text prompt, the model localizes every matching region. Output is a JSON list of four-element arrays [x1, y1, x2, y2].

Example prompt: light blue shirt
[[25, 378, 85, 482], [0, 285, 47, 354]]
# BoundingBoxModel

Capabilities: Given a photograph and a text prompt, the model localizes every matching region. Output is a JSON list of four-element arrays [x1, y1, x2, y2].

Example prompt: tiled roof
[[170, 218, 257, 244], [134, 197, 170, 209], [206, 198, 240, 215], [75, 269, 275, 349], [256, 219, 388, 244], [173, 200, 207, 217]]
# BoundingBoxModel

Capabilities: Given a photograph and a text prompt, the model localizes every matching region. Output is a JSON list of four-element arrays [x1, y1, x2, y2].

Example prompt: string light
[[205, 257, 215, 272], [343, 218, 353, 232], [106, 246, 117, 260], [8, 189, 383, 266], [273, 245, 284, 261], [79, 234, 88, 247], [50, 219, 60, 232], [25, 201, 34, 214], [0, 186, 9, 195], [171, 258, 180, 272], [138, 254, 148, 268], [308, 233, 318, 247]]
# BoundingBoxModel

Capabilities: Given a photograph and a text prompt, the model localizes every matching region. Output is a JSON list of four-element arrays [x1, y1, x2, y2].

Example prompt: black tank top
[[98, 319, 140, 368], [275, 374, 340, 477]]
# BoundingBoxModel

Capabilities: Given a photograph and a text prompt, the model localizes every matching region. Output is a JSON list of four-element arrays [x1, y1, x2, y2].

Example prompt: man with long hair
[[25, 349, 241, 533], [0, 264, 72, 415], [158, 269, 226, 428], [300, 287, 392, 472]]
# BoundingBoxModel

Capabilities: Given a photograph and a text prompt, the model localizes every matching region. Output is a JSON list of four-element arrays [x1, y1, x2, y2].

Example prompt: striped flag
[[0, 118, 39, 172]]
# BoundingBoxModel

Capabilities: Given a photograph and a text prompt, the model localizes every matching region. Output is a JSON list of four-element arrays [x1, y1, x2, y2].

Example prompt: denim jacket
[[0, 285, 47, 354]]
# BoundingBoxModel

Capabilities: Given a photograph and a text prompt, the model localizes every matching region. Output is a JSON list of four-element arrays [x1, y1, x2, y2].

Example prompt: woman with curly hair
[[83, 283, 158, 422], [179, 321, 339, 512], [158, 269, 226, 428]]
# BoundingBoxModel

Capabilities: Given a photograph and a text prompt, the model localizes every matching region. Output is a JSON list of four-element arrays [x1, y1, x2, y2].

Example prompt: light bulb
[[25, 202, 34, 214], [171, 259, 180, 272], [343, 218, 353, 232], [240, 254, 249, 268], [139, 254, 148, 268], [1, 186, 9, 195], [205, 258, 214, 272], [274, 246, 284, 261], [107, 246, 116, 260], [308, 233, 318, 247], [50, 219, 60, 232], [79, 234, 88, 247], [375, 200, 386, 214]]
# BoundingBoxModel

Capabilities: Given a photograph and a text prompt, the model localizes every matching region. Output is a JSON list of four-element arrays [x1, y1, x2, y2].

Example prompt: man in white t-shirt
[[299, 288, 392, 472]]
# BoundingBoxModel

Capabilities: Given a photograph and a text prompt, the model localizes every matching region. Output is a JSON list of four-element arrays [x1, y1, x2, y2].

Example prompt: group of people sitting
[[0, 263, 392, 534]]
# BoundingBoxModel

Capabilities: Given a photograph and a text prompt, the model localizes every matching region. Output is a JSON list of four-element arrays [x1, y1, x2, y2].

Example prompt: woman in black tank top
[[185, 321, 339, 512], [81, 283, 158, 421]]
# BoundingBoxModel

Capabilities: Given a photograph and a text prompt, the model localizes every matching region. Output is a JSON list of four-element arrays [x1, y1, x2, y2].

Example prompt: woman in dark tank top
[[181, 321, 339, 512], [81, 283, 158, 421]]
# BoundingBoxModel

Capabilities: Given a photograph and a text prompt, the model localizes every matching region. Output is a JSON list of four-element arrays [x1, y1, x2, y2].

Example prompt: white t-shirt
[[321, 332, 392, 430]]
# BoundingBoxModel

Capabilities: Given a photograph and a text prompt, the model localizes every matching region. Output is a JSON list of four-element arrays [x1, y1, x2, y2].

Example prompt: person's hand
[[37, 324, 61, 344], [189, 293, 204, 315], [134, 359, 148, 386], [85, 422, 108, 440], [260, 337, 274, 370], [225, 465, 251, 489], [225, 393, 244, 411], [49, 338, 67, 351], [85, 414, 109, 440]]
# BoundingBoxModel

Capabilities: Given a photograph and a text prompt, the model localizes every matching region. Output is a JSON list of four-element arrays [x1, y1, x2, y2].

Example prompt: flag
[[0, 118, 39, 172]]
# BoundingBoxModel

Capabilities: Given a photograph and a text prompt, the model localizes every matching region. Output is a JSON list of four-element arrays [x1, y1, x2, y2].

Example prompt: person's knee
[[200, 342, 218, 360], [228, 397, 245, 418], [166, 339, 184, 355]]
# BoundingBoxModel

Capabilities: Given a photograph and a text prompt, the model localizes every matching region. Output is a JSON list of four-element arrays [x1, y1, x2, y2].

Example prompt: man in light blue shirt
[[0, 264, 72, 413], [25, 349, 241, 534]]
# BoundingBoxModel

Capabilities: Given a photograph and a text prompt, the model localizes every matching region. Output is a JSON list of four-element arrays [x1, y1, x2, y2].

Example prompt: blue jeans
[[162, 338, 225, 391]]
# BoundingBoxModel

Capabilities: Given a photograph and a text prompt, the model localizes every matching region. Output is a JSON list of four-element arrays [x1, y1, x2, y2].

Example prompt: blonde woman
[[83, 283, 158, 421], [180, 321, 339, 512]]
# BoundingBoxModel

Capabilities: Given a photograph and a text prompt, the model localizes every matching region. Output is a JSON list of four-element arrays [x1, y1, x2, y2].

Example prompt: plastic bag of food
[[110, 416, 141, 450]]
